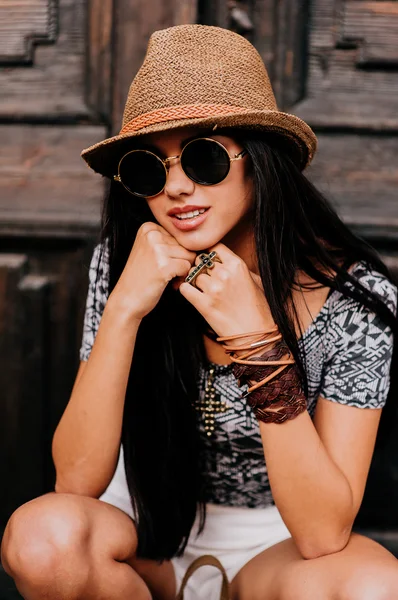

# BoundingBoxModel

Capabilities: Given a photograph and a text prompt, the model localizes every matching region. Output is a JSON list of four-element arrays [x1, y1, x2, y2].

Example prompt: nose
[[163, 156, 195, 199]]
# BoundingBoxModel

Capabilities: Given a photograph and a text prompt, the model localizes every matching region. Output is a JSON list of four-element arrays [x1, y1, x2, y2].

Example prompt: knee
[[1, 493, 91, 594], [338, 567, 398, 600], [277, 562, 317, 600], [277, 562, 398, 600]]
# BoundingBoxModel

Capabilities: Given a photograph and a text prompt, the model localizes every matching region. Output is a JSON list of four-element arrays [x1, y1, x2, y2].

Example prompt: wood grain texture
[[295, 0, 398, 128], [174, 0, 198, 25], [111, 0, 196, 133], [0, 239, 94, 529], [1, 0, 91, 118], [0, 0, 57, 63], [252, 0, 276, 80], [0, 125, 106, 236], [86, 0, 114, 121], [271, 0, 308, 108], [307, 133, 398, 228]]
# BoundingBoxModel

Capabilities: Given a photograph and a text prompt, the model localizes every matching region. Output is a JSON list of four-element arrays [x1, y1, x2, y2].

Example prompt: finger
[[179, 281, 210, 313], [188, 269, 212, 292], [168, 246, 197, 263], [167, 240, 197, 262], [205, 243, 236, 264]]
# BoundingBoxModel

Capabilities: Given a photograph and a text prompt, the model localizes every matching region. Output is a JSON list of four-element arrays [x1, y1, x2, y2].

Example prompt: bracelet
[[216, 327, 307, 424]]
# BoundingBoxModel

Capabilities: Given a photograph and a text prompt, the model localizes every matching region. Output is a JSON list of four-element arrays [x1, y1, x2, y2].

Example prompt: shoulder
[[325, 261, 397, 350], [85, 237, 111, 311], [320, 261, 397, 408], [329, 261, 397, 317], [88, 238, 110, 284]]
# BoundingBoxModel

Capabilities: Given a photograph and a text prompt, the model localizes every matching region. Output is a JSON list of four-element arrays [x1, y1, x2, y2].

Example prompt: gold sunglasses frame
[[113, 137, 247, 198]]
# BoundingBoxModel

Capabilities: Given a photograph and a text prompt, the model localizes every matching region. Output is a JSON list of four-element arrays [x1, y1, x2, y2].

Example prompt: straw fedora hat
[[81, 24, 317, 177]]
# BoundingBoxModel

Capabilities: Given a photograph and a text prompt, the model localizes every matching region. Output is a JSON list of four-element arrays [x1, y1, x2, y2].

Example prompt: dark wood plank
[[12, 273, 53, 507], [306, 133, 398, 229], [0, 0, 57, 64], [252, 0, 278, 88], [87, 0, 114, 120], [174, 0, 198, 25], [294, 0, 398, 128], [111, 0, 178, 133], [270, 0, 308, 108], [0, 254, 29, 528], [0, 0, 90, 118], [0, 125, 106, 237]]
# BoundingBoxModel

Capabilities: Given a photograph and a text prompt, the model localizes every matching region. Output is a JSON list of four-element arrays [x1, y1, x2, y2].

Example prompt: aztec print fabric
[[79, 241, 397, 508]]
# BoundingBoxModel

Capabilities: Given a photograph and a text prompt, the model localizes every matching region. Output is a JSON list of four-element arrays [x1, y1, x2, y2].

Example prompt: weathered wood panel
[[111, 0, 198, 132], [174, 0, 198, 25], [267, 0, 308, 108], [87, 0, 113, 120], [0, 238, 96, 526], [11, 273, 52, 509], [252, 0, 275, 77], [0, 0, 114, 120], [306, 133, 398, 229], [0, 0, 57, 63], [295, 0, 398, 128], [0, 125, 106, 236]]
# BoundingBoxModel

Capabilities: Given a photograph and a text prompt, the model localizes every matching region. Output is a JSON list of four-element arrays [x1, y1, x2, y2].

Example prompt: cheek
[[222, 180, 253, 217], [145, 199, 164, 222]]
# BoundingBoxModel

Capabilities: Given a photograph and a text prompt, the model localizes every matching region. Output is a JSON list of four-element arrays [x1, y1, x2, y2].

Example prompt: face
[[134, 127, 254, 253]]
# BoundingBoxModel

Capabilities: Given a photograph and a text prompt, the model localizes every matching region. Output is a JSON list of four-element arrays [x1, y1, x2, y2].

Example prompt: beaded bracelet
[[216, 327, 307, 424]]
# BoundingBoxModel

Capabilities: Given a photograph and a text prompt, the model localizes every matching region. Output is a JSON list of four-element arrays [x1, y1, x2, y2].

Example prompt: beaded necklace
[[195, 365, 228, 436]]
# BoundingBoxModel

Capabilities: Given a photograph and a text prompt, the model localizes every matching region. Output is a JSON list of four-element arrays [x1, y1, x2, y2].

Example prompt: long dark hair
[[96, 129, 397, 560]]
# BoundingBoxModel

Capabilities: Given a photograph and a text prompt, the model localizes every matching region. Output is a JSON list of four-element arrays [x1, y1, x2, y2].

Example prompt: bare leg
[[230, 533, 398, 600], [1, 492, 176, 600]]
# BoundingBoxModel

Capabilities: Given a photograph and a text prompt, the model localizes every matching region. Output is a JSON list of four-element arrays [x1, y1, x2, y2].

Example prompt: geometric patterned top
[[79, 242, 397, 508]]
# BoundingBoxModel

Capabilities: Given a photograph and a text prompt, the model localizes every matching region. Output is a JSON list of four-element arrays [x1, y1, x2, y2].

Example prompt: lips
[[169, 207, 210, 231], [167, 205, 209, 216]]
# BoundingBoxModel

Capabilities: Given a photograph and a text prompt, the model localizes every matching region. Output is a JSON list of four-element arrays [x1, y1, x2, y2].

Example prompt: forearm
[[232, 336, 355, 559], [259, 412, 354, 558], [52, 292, 141, 497]]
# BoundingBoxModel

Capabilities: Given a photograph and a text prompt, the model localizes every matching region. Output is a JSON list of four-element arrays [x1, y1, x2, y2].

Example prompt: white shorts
[[100, 447, 291, 600]]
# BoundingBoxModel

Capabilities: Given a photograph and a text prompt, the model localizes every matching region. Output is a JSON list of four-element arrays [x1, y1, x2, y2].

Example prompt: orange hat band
[[119, 103, 254, 135]]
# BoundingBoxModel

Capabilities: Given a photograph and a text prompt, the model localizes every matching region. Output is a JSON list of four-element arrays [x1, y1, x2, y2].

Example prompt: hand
[[110, 222, 196, 320], [178, 243, 274, 338]]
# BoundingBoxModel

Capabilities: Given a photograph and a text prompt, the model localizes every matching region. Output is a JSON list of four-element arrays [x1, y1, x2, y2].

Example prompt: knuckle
[[140, 222, 160, 238], [139, 222, 155, 235], [218, 268, 230, 282], [231, 255, 243, 270]]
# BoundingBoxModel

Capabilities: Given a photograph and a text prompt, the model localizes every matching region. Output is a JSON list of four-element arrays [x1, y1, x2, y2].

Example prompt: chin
[[176, 233, 224, 252]]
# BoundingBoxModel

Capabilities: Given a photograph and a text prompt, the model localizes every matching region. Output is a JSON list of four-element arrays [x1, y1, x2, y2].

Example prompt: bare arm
[[259, 401, 381, 559], [52, 298, 142, 497], [52, 223, 196, 498]]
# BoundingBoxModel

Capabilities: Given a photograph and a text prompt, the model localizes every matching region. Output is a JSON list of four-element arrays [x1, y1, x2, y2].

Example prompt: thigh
[[2, 492, 176, 600], [230, 532, 398, 600]]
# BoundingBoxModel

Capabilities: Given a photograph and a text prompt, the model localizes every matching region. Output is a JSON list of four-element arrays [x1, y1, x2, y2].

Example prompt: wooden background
[[0, 1, 397, 596]]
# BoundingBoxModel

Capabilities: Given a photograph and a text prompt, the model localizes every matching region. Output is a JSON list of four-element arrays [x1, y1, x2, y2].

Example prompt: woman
[[2, 23, 398, 600]]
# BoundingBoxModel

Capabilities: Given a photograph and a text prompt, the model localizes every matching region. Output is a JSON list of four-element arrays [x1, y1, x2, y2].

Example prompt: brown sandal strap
[[176, 554, 230, 600]]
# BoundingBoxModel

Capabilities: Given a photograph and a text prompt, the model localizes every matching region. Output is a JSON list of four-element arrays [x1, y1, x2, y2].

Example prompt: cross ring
[[185, 250, 222, 287]]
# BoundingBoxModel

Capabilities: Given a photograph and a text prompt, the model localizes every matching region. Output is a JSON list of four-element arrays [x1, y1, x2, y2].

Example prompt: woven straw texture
[[81, 24, 317, 177]]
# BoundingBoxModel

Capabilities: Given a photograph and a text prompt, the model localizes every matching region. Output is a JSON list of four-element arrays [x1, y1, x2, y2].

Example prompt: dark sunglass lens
[[181, 139, 230, 185], [119, 151, 166, 197]]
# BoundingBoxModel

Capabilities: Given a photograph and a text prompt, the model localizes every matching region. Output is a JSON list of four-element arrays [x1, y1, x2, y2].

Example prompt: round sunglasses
[[113, 137, 247, 198]]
